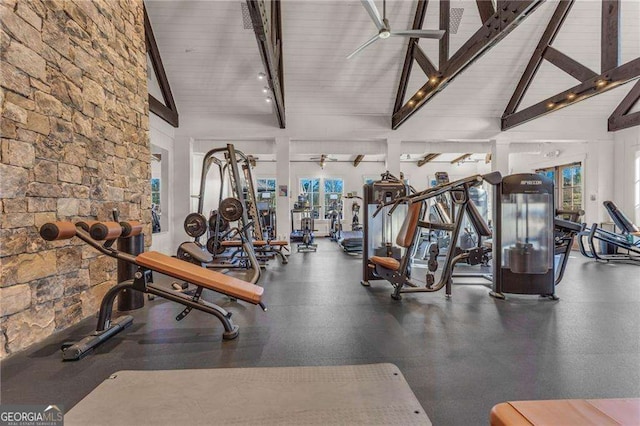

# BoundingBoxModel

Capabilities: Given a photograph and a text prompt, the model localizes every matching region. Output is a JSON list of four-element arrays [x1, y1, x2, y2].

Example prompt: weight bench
[[490, 398, 640, 425], [40, 221, 265, 360]]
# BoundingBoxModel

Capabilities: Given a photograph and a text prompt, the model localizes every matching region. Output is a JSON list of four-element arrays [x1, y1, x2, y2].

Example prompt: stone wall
[[0, 0, 149, 358]]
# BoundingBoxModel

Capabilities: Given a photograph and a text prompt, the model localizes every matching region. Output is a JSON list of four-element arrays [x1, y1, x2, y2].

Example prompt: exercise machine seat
[[136, 251, 263, 304], [369, 256, 400, 271], [396, 202, 423, 248], [490, 398, 640, 426], [179, 242, 214, 263], [604, 201, 640, 235]]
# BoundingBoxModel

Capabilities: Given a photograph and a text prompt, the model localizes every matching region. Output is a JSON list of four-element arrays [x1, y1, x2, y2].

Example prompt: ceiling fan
[[347, 0, 445, 59], [310, 154, 337, 169]]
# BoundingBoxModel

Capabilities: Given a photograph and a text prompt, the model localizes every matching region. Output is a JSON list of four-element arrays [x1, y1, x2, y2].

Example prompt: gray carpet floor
[[1, 239, 639, 425]]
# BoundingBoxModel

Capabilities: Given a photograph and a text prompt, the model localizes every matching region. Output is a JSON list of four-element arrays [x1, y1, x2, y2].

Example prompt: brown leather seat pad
[[490, 399, 640, 426], [220, 240, 288, 247], [136, 251, 263, 304], [369, 256, 400, 271]]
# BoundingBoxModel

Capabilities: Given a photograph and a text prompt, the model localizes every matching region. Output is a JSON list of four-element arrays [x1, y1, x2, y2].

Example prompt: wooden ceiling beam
[[392, 0, 544, 130], [503, 58, 640, 130], [502, 0, 638, 131], [417, 153, 440, 167], [503, 0, 575, 117], [246, 0, 286, 128], [451, 153, 472, 164], [393, 0, 430, 114], [601, 0, 620, 72], [353, 155, 365, 167], [476, 0, 495, 24], [543, 46, 598, 82], [439, 0, 450, 70], [144, 6, 179, 128], [608, 80, 640, 131]]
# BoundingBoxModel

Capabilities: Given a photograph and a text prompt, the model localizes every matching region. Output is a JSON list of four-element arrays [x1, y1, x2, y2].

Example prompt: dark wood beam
[[144, 6, 179, 127], [393, 0, 429, 114], [451, 153, 472, 164], [503, 0, 575, 116], [353, 155, 365, 167], [246, 0, 286, 128], [544, 46, 598, 82], [417, 153, 440, 167], [608, 80, 640, 131], [414, 45, 438, 77], [502, 58, 640, 130], [439, 0, 450, 69], [476, 0, 495, 23], [601, 0, 620, 72], [393, 0, 544, 129]]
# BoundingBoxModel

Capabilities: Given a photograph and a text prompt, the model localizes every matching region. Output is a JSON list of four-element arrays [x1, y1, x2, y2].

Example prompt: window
[[257, 178, 277, 210], [323, 178, 344, 219], [536, 162, 583, 213], [300, 178, 320, 218], [560, 163, 582, 211]]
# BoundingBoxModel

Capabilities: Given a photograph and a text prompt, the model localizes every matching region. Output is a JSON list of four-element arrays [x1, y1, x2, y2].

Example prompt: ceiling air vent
[[450, 8, 464, 34], [241, 3, 253, 30]]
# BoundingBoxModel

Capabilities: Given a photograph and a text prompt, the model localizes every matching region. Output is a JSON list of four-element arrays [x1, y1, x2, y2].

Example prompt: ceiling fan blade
[[360, 0, 384, 31], [347, 34, 380, 59], [391, 29, 445, 39]]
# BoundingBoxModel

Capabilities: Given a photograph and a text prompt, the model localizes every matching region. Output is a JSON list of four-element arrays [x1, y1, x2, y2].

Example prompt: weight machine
[[578, 200, 640, 263], [185, 144, 289, 267]]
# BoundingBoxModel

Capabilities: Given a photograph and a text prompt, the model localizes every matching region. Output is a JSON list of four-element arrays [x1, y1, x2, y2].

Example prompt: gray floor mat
[[65, 363, 431, 425]]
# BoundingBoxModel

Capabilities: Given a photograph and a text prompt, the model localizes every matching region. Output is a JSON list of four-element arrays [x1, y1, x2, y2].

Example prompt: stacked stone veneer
[[0, 0, 150, 358]]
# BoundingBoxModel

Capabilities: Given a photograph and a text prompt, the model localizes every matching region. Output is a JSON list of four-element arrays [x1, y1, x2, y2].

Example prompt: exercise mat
[[65, 363, 431, 425]]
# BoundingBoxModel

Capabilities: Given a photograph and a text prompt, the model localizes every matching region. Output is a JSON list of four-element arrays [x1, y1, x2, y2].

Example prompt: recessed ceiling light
[[258, 72, 266, 80], [265, 98, 272, 103], [262, 86, 270, 94]]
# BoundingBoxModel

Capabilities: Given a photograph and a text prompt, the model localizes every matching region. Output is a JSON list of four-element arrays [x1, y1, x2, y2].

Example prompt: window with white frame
[[257, 178, 277, 210], [536, 162, 583, 212], [300, 178, 320, 218], [323, 178, 344, 219]]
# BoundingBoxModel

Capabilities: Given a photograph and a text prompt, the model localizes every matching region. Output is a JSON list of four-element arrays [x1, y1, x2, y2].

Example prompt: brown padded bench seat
[[491, 398, 640, 426], [369, 256, 400, 271], [220, 240, 288, 247], [136, 251, 263, 304]]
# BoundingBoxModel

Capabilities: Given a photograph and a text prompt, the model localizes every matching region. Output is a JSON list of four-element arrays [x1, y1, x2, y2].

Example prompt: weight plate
[[220, 197, 243, 222], [184, 213, 207, 238], [428, 259, 439, 272], [206, 237, 226, 255], [208, 210, 229, 232], [428, 243, 439, 255], [425, 274, 435, 288]]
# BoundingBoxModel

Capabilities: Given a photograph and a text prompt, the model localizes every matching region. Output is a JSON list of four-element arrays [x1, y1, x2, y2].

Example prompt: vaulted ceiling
[[145, 0, 639, 126]]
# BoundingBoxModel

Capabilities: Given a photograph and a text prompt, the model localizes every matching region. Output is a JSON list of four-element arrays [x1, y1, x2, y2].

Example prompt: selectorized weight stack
[[361, 172, 409, 285], [490, 173, 557, 300]]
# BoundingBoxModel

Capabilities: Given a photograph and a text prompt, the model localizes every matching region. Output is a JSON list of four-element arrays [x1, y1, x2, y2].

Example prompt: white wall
[[149, 113, 175, 255], [613, 127, 640, 223], [167, 109, 640, 242]]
